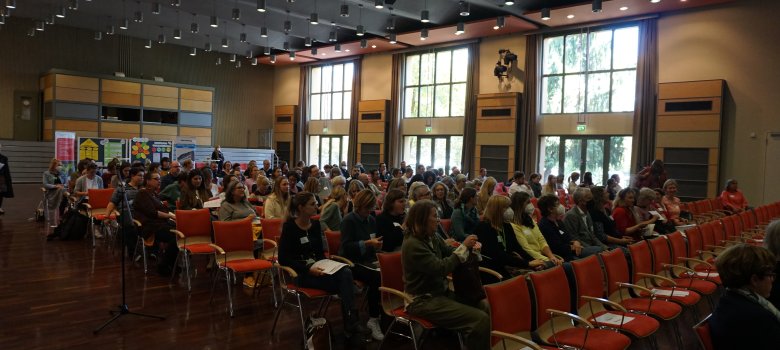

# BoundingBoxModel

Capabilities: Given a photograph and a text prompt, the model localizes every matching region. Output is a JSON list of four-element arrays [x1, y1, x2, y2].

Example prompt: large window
[[538, 135, 632, 188], [403, 48, 468, 118], [541, 26, 639, 114], [309, 135, 349, 168], [403, 136, 463, 173], [309, 62, 354, 120]]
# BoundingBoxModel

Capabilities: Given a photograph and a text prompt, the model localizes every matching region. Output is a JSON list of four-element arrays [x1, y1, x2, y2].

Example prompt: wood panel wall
[[655, 80, 724, 198], [356, 100, 389, 167], [274, 105, 297, 163], [474, 92, 520, 181]]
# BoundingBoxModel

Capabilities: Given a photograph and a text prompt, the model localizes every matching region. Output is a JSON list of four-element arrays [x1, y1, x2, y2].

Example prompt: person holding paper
[[339, 189, 384, 341], [661, 180, 688, 226], [402, 199, 490, 350], [612, 189, 656, 241], [278, 192, 366, 340]]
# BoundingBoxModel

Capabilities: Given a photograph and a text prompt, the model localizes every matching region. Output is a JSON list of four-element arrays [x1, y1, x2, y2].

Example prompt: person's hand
[[551, 257, 564, 266], [571, 241, 583, 256], [168, 212, 176, 220], [56, 184, 64, 189], [444, 238, 456, 246], [309, 266, 325, 276], [366, 236, 383, 249], [622, 236, 635, 245], [530, 259, 546, 270], [463, 235, 478, 248]]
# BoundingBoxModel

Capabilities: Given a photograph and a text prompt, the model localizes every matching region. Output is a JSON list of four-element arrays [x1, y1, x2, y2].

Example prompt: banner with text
[[55, 131, 77, 183], [77, 137, 129, 166], [130, 138, 174, 163], [174, 137, 197, 162]]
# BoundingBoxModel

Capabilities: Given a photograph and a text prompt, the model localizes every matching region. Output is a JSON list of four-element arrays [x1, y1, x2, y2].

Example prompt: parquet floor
[[0, 184, 704, 349]]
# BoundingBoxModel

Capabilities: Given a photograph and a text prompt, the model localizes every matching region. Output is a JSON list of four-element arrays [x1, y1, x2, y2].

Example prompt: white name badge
[[393, 222, 402, 228], [522, 228, 532, 236], [300, 236, 310, 244], [559, 230, 566, 235], [497, 235, 504, 243]]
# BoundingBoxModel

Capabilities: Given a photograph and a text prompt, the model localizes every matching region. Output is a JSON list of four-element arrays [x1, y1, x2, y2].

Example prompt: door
[[13, 91, 40, 141], [543, 135, 632, 187], [764, 132, 780, 203], [560, 137, 606, 185]]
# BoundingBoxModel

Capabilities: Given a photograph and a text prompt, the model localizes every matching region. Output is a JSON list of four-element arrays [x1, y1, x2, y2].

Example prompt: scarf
[[733, 287, 780, 323]]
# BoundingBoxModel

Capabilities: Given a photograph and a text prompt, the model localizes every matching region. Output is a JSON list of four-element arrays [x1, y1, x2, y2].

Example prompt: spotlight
[[229, 54, 237, 62], [256, 0, 266, 12], [152, 2, 161, 14], [236, 61, 241, 68], [204, 42, 212, 51], [340, 4, 349, 17], [374, 0, 383, 9], [305, 36, 312, 47], [6, 0, 16, 9], [263, 46, 270, 55], [290, 51, 296, 60], [592, 0, 602, 13], [329, 30, 336, 42], [251, 57, 258, 65], [158, 33, 166, 44], [283, 41, 290, 50], [210, 16, 218, 27], [144, 39, 152, 48], [504, 0, 514, 5], [191, 22, 199, 33], [120, 18, 129, 29], [134, 11, 143, 23], [284, 20, 291, 33], [240, 32, 247, 42], [173, 28, 182, 39], [421, 10, 429, 23], [67, 0, 78, 11], [388, 33, 396, 44], [56, 5, 66, 18], [493, 16, 505, 30], [310, 12, 318, 24], [216, 57, 222, 65], [95, 31, 103, 40], [335, 43, 341, 52], [189, 47, 197, 56], [171, 0, 181, 6], [459, 1, 470, 16], [232, 8, 240, 21], [650, 0, 661, 3], [221, 37, 229, 48], [311, 47, 318, 55], [420, 28, 428, 40], [270, 54, 276, 63], [260, 27, 268, 37], [541, 8, 550, 21], [455, 22, 464, 35], [360, 39, 367, 48], [356, 25, 365, 36], [35, 20, 45, 31], [106, 25, 115, 35]]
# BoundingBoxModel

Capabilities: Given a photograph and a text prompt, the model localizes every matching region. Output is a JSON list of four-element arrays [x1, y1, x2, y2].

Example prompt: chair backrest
[[648, 237, 673, 274], [600, 248, 631, 294], [695, 200, 713, 214], [87, 188, 114, 209], [687, 226, 705, 258], [439, 219, 452, 236], [528, 266, 572, 326], [709, 197, 724, 211], [693, 314, 714, 350], [700, 222, 717, 249], [324, 230, 341, 256], [530, 197, 538, 208], [254, 205, 264, 218], [485, 275, 533, 346], [667, 231, 688, 262], [628, 241, 654, 281], [570, 255, 607, 306], [533, 208, 542, 223], [260, 218, 283, 241], [739, 211, 755, 230], [720, 216, 737, 240], [377, 252, 405, 315], [175, 209, 213, 238], [213, 217, 254, 252]]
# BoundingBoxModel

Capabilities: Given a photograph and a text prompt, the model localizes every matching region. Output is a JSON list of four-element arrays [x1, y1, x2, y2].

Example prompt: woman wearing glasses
[[218, 180, 257, 222], [133, 172, 178, 276]]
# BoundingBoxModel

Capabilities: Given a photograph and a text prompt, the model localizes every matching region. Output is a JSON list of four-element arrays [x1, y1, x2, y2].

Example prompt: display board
[[174, 137, 197, 162], [130, 137, 174, 163], [55, 131, 76, 183], [77, 137, 129, 166]]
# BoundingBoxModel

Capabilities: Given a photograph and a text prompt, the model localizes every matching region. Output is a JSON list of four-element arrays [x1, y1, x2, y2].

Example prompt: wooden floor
[[0, 184, 705, 349]]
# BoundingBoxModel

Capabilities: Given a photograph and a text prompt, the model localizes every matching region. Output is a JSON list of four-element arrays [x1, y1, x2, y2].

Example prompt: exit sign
[[576, 124, 586, 132], [425, 126, 432, 133]]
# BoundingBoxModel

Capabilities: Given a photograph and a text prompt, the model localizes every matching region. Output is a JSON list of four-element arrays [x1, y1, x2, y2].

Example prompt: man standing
[[339, 160, 349, 178], [211, 145, 224, 172], [160, 161, 181, 190], [478, 168, 488, 181]]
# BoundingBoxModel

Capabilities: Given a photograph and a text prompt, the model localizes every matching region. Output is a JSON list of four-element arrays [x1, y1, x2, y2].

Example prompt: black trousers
[[352, 263, 381, 318]]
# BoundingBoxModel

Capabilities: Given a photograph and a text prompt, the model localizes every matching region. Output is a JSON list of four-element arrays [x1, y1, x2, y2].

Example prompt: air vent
[[664, 101, 713, 112], [276, 115, 291, 123], [482, 108, 511, 117], [361, 112, 382, 120]]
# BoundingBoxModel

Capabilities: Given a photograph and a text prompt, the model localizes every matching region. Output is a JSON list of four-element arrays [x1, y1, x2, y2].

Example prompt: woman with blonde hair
[[431, 182, 454, 219], [320, 187, 348, 233], [263, 176, 290, 219], [346, 179, 364, 213], [303, 176, 322, 207], [541, 174, 556, 196], [476, 177, 497, 215], [661, 179, 688, 226], [474, 195, 545, 277]]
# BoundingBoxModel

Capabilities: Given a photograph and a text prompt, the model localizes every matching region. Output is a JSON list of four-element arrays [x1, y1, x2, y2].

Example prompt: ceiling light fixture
[[240, 32, 247, 43], [256, 0, 266, 12], [68, 0, 78, 11], [28, 28, 36, 37], [263, 46, 270, 55], [251, 57, 258, 65], [421, 10, 429, 23], [420, 28, 428, 40], [455, 22, 464, 35], [356, 4, 365, 36], [504, 0, 515, 5], [310, 12, 318, 24], [374, 0, 383, 9], [567, 14, 575, 19], [270, 54, 276, 63], [356, 25, 365, 36], [210, 0, 218, 27], [283, 41, 290, 50], [329, 30, 336, 42], [189, 47, 197, 56], [6, 0, 16, 9], [592, 0, 602, 13], [305, 36, 312, 46], [56, 5, 66, 18], [340, 3, 349, 17], [145, 39, 152, 48], [260, 26, 268, 37], [290, 51, 296, 60], [46, 14, 56, 25], [360, 38, 367, 48], [158, 27, 166, 44], [230, 53, 237, 62], [152, 2, 161, 14], [493, 16, 505, 30], [106, 23, 115, 35], [133, 1, 143, 22], [221, 37, 229, 47], [173, 28, 182, 39], [541, 8, 550, 21], [216, 57, 222, 65], [232, 0, 240, 21], [650, 0, 661, 3], [619, 6, 629, 11], [371, 44, 376, 48], [120, 17, 129, 29], [311, 47, 318, 55], [35, 20, 45, 31], [458, 1, 470, 16], [190, 13, 199, 33], [388, 33, 396, 44], [204, 42, 212, 51], [335, 43, 341, 52], [170, 0, 180, 7], [236, 61, 241, 68]]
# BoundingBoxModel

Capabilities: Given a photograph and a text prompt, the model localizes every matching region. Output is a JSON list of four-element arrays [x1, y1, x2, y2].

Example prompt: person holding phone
[[339, 189, 384, 341]]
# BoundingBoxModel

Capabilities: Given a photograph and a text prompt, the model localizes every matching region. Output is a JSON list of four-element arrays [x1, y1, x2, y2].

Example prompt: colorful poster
[[78, 137, 129, 166], [131, 138, 173, 163], [55, 131, 76, 183], [174, 137, 196, 162]]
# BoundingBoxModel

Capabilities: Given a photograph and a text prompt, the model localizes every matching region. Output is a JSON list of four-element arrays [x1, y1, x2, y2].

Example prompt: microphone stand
[[94, 171, 165, 334]]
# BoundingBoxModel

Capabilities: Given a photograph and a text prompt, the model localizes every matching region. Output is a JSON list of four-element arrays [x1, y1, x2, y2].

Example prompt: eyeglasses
[[764, 272, 777, 280], [150, 177, 161, 180]]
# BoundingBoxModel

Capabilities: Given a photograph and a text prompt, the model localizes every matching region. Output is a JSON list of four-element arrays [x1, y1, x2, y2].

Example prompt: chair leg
[[409, 322, 419, 350], [296, 293, 308, 348], [90, 219, 96, 248], [209, 266, 220, 304], [170, 249, 181, 285], [184, 251, 192, 292], [271, 290, 287, 335], [225, 269, 234, 317]]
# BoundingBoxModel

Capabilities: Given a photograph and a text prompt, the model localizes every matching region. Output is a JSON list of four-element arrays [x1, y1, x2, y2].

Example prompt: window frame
[[308, 135, 350, 169], [401, 46, 470, 119], [538, 134, 633, 187], [402, 135, 464, 174], [308, 62, 354, 121], [540, 24, 639, 115]]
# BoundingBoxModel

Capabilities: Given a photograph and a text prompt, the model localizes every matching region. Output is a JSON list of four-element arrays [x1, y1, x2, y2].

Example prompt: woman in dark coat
[[0, 143, 13, 215]]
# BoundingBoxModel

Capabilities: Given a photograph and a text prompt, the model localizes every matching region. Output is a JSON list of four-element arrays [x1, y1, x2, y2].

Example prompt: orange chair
[[485, 275, 556, 350], [570, 256, 660, 345], [599, 249, 684, 348], [529, 266, 632, 350], [647, 238, 717, 309], [254, 205, 264, 218], [693, 314, 714, 350], [439, 219, 452, 237], [84, 188, 116, 247], [377, 252, 444, 349], [211, 217, 275, 317], [667, 231, 721, 285], [260, 218, 283, 244], [171, 209, 218, 292], [271, 264, 337, 346], [324, 230, 341, 258], [132, 219, 156, 275]]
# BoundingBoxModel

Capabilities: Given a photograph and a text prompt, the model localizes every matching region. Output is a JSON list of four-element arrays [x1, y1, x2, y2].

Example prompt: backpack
[[53, 207, 89, 240]]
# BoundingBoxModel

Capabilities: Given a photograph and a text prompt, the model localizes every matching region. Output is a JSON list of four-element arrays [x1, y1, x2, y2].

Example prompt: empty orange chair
[[666, 231, 721, 285], [570, 256, 660, 344], [171, 209, 217, 292], [693, 314, 714, 350], [647, 237, 717, 308], [211, 217, 275, 317], [485, 275, 556, 350], [528, 266, 632, 349], [260, 218, 283, 244]]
